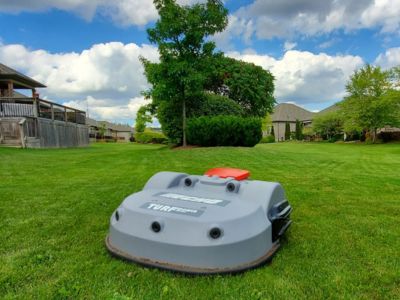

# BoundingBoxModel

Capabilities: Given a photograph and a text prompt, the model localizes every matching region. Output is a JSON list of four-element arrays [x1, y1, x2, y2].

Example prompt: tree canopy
[[206, 56, 275, 117], [340, 64, 400, 142], [313, 111, 343, 140]]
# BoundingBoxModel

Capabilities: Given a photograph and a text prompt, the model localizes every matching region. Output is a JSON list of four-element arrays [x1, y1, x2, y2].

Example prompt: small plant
[[260, 135, 275, 143]]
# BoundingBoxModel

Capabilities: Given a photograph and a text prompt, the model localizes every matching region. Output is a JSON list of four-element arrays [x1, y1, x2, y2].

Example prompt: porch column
[[51, 104, 55, 120], [32, 98, 39, 118], [7, 81, 13, 97]]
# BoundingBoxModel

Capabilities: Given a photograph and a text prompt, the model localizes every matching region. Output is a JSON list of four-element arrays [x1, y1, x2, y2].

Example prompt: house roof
[[271, 103, 315, 122], [86, 117, 134, 133], [317, 102, 341, 115], [0, 63, 46, 88], [12, 90, 30, 98]]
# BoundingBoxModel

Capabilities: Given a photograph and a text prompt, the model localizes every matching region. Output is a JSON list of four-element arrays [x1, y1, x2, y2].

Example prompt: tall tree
[[261, 113, 272, 136], [341, 64, 400, 142], [270, 125, 275, 137], [141, 0, 228, 146], [295, 119, 303, 140], [135, 105, 153, 133], [284, 122, 291, 141]]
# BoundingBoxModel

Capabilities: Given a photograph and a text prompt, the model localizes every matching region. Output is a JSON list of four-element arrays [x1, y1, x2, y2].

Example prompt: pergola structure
[[0, 63, 46, 98]]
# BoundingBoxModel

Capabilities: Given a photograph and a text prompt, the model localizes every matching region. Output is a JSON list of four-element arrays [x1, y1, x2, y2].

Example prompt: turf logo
[[141, 202, 204, 217]]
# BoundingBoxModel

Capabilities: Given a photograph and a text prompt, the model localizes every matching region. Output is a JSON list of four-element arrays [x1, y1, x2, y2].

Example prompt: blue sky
[[0, 0, 399, 124]]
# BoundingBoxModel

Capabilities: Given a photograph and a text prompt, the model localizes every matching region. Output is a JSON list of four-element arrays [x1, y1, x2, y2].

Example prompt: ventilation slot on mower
[[269, 200, 292, 242]]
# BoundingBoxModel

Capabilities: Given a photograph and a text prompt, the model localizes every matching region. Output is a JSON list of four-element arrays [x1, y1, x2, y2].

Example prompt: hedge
[[135, 131, 167, 144], [187, 116, 262, 147]]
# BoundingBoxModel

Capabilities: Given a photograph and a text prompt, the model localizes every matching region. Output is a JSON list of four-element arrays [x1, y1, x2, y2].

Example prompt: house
[[87, 118, 134, 142], [270, 103, 315, 141], [0, 63, 88, 148], [270, 101, 400, 141]]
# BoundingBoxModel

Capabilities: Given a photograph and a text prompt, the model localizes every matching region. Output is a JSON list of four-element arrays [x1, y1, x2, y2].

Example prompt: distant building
[[0, 63, 88, 148], [86, 118, 134, 142], [270, 103, 314, 141]]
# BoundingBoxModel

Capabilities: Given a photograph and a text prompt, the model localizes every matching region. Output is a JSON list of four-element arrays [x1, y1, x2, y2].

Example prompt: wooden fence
[[0, 117, 89, 148], [36, 118, 88, 148]]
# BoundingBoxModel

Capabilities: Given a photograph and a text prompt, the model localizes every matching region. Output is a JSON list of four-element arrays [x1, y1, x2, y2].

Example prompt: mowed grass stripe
[[0, 142, 399, 299]]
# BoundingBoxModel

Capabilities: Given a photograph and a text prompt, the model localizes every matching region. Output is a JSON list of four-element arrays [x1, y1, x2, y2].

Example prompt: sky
[[0, 0, 399, 125]]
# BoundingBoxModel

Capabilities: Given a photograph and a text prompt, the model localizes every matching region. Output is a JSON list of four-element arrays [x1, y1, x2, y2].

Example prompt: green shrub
[[187, 116, 262, 147], [135, 130, 167, 144], [196, 94, 244, 117], [260, 135, 275, 143]]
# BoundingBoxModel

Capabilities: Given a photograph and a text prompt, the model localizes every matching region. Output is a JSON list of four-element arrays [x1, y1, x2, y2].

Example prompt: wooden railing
[[0, 98, 35, 117], [0, 97, 86, 124]]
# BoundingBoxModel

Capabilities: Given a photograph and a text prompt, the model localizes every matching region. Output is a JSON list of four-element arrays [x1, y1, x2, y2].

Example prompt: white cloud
[[283, 41, 297, 51], [0, 0, 206, 26], [360, 0, 400, 33], [3, 40, 397, 122], [227, 50, 364, 104], [318, 39, 339, 49], [63, 96, 150, 123], [213, 15, 255, 50], [0, 42, 158, 124], [375, 47, 400, 69], [228, 0, 400, 41]]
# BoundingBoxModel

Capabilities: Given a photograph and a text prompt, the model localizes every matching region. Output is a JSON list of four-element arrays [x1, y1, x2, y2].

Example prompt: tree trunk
[[372, 128, 377, 143], [182, 98, 187, 147]]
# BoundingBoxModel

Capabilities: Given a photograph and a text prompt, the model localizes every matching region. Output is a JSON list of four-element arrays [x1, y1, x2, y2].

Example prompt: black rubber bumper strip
[[105, 235, 280, 275]]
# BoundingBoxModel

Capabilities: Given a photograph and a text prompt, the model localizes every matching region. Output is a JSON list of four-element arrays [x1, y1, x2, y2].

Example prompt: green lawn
[[1, 142, 399, 299]]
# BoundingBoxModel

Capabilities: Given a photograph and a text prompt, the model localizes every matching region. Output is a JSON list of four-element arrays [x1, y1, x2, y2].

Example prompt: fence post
[[33, 98, 39, 117], [18, 118, 26, 148], [51, 104, 55, 121]]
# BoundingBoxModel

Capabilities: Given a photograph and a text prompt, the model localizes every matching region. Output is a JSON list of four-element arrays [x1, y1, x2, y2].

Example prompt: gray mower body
[[106, 171, 292, 274]]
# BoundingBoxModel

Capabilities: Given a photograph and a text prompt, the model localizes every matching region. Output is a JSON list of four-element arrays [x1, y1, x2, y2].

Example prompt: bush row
[[187, 116, 262, 147]]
